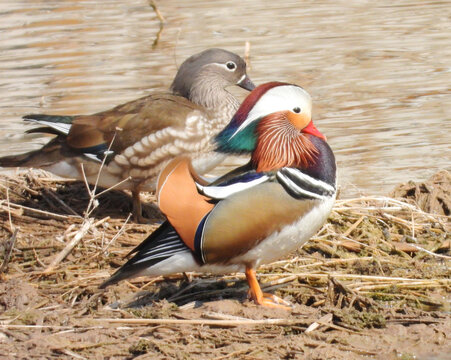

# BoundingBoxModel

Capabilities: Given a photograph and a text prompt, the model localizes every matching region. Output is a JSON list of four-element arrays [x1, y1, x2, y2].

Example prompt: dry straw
[[0, 169, 449, 358]]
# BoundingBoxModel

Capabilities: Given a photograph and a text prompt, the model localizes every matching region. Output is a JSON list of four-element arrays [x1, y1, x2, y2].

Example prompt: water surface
[[0, 0, 450, 196]]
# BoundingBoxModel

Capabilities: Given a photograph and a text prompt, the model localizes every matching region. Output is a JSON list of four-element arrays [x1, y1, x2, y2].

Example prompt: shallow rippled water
[[0, 0, 450, 196]]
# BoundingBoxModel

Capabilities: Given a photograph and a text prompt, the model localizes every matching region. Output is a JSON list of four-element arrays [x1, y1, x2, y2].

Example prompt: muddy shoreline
[[0, 170, 449, 359]]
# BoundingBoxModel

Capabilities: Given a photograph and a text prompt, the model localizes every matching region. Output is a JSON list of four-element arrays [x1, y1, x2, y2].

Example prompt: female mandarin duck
[[0, 49, 254, 221], [100, 82, 337, 308]]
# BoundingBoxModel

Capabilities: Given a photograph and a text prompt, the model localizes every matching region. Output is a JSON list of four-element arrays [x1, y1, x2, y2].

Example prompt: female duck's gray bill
[[237, 75, 256, 91]]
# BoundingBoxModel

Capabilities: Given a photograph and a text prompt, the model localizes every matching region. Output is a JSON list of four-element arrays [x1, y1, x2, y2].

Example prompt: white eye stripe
[[214, 62, 237, 72], [230, 85, 312, 139]]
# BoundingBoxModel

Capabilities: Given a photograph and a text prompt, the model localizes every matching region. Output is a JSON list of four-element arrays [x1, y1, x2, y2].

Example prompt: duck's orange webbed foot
[[245, 267, 292, 310]]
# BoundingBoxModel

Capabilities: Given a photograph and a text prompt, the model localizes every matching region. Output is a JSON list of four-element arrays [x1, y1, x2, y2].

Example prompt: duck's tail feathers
[[0, 114, 76, 168], [23, 114, 74, 135], [99, 221, 190, 289], [0, 136, 68, 168]]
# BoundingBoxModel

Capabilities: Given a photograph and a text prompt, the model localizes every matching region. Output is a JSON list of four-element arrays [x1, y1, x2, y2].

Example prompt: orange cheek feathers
[[286, 112, 310, 131], [286, 113, 326, 141]]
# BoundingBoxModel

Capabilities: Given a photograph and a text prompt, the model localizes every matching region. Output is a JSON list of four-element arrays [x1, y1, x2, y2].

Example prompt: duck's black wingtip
[[99, 271, 122, 289], [98, 278, 113, 289], [99, 265, 138, 289]]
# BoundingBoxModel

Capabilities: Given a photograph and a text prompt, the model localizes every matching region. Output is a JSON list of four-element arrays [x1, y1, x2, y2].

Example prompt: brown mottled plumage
[[0, 49, 255, 221]]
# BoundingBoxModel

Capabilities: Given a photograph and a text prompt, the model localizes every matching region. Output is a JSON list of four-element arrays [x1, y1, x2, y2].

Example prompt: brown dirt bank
[[0, 170, 449, 359]]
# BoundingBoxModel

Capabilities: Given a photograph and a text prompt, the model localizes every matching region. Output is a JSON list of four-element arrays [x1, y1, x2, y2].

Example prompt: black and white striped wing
[[196, 171, 270, 200], [276, 167, 336, 200], [100, 221, 190, 288]]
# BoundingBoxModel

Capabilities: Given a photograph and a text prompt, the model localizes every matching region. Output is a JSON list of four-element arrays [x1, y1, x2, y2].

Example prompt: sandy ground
[[0, 170, 449, 359]]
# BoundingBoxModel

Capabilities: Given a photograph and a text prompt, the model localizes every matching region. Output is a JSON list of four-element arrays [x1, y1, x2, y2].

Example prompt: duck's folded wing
[[65, 94, 203, 162], [195, 166, 335, 264], [197, 179, 317, 264]]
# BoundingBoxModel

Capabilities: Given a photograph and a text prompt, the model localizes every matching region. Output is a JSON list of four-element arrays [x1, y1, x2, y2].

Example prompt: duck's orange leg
[[245, 266, 291, 310]]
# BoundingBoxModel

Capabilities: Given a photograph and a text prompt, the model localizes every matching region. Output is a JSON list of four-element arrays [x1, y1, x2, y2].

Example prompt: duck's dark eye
[[226, 61, 236, 70], [293, 107, 301, 113]]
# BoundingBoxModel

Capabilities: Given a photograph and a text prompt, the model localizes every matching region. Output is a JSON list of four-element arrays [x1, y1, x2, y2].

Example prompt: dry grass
[[0, 170, 449, 359]]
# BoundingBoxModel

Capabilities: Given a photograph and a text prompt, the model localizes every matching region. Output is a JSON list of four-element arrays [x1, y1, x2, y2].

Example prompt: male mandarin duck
[[0, 48, 255, 221], [100, 82, 337, 308]]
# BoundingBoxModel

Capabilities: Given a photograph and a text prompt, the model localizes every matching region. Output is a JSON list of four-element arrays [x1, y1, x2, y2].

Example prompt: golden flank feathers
[[200, 182, 314, 264]]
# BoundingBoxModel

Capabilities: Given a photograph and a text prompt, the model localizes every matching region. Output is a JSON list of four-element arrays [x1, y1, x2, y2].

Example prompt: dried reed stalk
[[96, 317, 301, 327]]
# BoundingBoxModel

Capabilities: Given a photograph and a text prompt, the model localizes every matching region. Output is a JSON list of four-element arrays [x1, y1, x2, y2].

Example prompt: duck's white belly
[[43, 160, 136, 191]]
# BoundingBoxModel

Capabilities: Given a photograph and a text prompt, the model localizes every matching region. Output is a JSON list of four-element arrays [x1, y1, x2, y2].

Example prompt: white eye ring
[[226, 61, 236, 71]]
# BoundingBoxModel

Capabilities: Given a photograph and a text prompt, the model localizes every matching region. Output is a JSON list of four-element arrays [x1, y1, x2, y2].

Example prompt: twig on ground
[[305, 313, 333, 333], [43, 219, 94, 274], [407, 244, 451, 260], [0, 201, 70, 220], [0, 228, 18, 273], [42, 187, 80, 217], [97, 317, 303, 327], [342, 215, 365, 237], [6, 187, 14, 232], [100, 214, 131, 256]]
